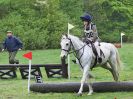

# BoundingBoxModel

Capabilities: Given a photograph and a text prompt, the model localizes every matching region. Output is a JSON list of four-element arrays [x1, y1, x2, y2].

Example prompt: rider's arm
[[92, 25, 98, 42]]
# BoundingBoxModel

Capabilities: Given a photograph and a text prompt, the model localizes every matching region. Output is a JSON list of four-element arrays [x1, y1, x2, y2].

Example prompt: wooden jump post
[[61, 58, 68, 78]]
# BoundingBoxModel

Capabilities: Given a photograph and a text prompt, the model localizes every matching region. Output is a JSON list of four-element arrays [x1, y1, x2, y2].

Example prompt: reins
[[61, 37, 87, 69]]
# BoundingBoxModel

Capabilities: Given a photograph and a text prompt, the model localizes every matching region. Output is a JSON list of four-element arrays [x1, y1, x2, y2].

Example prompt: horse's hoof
[[87, 93, 92, 96], [77, 93, 82, 96], [87, 91, 93, 95]]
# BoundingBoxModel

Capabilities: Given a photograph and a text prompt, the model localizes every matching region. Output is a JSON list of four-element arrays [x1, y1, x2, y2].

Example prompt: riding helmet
[[80, 13, 92, 22]]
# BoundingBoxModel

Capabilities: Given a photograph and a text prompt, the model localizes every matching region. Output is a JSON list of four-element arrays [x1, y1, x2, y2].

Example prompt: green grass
[[0, 43, 133, 99]]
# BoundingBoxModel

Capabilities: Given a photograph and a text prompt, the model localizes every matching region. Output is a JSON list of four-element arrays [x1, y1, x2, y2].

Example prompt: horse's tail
[[115, 47, 121, 71]]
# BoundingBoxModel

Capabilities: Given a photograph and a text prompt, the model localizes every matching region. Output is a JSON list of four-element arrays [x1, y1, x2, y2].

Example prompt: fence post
[[61, 58, 68, 78]]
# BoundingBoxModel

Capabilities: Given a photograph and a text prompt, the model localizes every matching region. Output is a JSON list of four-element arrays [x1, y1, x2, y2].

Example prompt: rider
[[80, 13, 102, 63]]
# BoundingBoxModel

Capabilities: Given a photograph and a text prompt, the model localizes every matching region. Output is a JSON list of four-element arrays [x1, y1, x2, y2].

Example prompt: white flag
[[121, 32, 125, 36], [68, 23, 74, 30]]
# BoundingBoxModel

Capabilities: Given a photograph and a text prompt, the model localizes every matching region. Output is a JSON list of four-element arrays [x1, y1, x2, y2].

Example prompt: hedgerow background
[[0, 0, 132, 49]]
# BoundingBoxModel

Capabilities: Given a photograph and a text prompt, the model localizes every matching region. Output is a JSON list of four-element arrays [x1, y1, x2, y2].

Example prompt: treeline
[[0, 0, 132, 49], [85, 0, 133, 43]]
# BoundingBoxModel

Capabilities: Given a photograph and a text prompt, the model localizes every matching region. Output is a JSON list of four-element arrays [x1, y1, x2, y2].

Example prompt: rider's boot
[[98, 57, 102, 63]]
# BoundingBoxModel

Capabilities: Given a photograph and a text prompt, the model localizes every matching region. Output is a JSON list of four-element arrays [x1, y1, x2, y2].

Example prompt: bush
[[0, 0, 132, 50]]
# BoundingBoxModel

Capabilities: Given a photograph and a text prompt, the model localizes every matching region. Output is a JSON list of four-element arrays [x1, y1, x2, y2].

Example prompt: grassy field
[[0, 43, 133, 99]]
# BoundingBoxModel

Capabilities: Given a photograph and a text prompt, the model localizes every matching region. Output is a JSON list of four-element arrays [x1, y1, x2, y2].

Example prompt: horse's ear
[[65, 34, 68, 38], [62, 33, 68, 37]]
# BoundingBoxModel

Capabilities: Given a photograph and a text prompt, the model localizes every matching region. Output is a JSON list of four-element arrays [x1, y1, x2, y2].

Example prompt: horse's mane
[[68, 34, 82, 42], [68, 34, 84, 46]]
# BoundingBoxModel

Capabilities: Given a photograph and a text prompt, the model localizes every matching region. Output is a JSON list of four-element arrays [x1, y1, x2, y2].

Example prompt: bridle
[[61, 37, 87, 68], [61, 38, 86, 54]]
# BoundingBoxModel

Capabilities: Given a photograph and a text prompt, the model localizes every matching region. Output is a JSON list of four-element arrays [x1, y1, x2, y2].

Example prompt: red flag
[[23, 52, 32, 60]]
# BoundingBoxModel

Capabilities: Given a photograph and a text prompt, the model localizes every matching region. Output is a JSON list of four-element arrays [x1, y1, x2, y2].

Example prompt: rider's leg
[[94, 41, 102, 63]]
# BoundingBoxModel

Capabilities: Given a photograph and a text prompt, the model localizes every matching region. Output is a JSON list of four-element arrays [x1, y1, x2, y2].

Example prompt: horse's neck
[[70, 36, 84, 50], [69, 35, 93, 61]]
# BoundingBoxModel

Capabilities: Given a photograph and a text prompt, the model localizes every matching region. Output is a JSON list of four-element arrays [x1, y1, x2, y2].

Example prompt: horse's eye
[[66, 43, 69, 46]]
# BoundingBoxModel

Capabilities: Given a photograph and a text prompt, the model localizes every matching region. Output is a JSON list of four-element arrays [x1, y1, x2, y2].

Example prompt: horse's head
[[60, 34, 71, 59]]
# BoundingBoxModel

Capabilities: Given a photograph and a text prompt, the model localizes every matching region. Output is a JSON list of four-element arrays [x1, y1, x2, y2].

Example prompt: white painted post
[[121, 32, 125, 47], [67, 23, 74, 79], [67, 23, 70, 79], [28, 60, 32, 93]]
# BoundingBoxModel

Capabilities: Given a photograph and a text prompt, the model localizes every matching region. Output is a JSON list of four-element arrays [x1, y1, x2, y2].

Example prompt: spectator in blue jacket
[[2, 31, 23, 64]]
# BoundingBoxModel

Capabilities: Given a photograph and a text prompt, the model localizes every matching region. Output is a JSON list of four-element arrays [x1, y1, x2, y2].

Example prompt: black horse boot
[[72, 60, 76, 64], [98, 57, 102, 63]]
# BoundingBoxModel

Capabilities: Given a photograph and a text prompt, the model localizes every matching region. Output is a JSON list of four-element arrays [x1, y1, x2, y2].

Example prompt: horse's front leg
[[86, 73, 93, 95], [77, 65, 90, 96]]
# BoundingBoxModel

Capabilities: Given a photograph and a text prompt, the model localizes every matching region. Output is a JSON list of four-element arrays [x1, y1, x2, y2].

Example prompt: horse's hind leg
[[109, 56, 119, 81], [101, 62, 116, 81], [101, 62, 112, 71]]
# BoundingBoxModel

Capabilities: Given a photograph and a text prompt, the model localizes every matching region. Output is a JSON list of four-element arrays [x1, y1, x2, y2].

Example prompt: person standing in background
[[2, 31, 23, 64]]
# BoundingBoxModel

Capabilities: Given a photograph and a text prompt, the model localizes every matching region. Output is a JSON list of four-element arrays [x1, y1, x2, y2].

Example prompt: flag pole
[[68, 23, 70, 79], [23, 52, 32, 94], [67, 23, 74, 79], [121, 32, 125, 48], [121, 35, 123, 47], [28, 60, 32, 93]]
